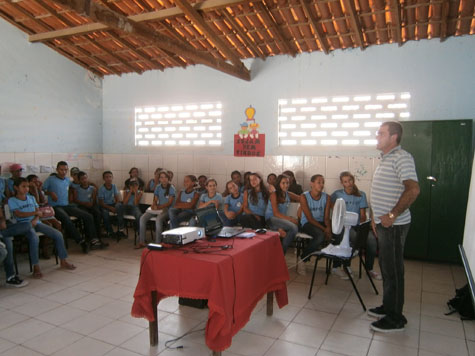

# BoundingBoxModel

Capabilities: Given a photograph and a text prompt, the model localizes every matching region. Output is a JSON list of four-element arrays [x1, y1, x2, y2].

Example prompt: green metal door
[[401, 120, 473, 263], [428, 120, 472, 263], [400, 121, 432, 260]]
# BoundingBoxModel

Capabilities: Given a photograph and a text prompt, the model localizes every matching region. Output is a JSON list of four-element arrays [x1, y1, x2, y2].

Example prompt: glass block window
[[135, 102, 222, 147], [278, 92, 411, 146]]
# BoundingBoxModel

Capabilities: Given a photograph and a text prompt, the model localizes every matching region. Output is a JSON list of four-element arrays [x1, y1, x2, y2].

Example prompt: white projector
[[161, 227, 205, 245]]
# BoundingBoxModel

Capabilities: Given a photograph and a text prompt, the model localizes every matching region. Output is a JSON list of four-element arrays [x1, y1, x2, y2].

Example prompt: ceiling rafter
[[254, 1, 297, 56], [174, 0, 245, 68], [221, 8, 266, 59], [0, 7, 104, 76], [33, 0, 142, 73], [299, 0, 329, 54], [5, 0, 121, 75], [49, 0, 251, 80], [389, 0, 403, 45], [28, 0, 253, 42], [341, 0, 365, 50]]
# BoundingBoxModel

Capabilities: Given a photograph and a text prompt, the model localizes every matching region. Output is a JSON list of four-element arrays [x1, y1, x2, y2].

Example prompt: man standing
[[369, 121, 420, 332]]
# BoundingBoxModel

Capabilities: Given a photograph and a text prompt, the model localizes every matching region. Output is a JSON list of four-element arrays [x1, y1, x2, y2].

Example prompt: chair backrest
[[287, 202, 300, 219], [142, 192, 155, 205], [3, 204, 12, 221]]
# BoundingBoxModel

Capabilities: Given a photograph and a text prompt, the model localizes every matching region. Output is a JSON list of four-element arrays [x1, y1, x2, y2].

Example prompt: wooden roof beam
[[299, 0, 329, 54], [107, 32, 165, 70], [173, 0, 244, 69], [49, 0, 251, 80], [254, 1, 296, 56], [440, 0, 449, 40], [389, 0, 403, 45], [5, 0, 121, 75], [33, 0, 142, 74], [29, 0, 253, 42], [342, 0, 365, 50]]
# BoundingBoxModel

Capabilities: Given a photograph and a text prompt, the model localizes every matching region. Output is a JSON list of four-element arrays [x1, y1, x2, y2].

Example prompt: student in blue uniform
[[330, 171, 380, 280], [168, 175, 199, 229], [73, 171, 108, 249], [0, 173, 6, 203], [198, 178, 223, 209], [241, 172, 269, 229], [116, 178, 143, 238], [196, 175, 207, 195], [137, 171, 175, 248], [300, 174, 331, 261], [220, 180, 244, 226], [9, 178, 75, 278], [265, 174, 299, 254], [124, 167, 145, 190], [98, 171, 122, 238], [43, 161, 90, 253], [145, 168, 162, 193]]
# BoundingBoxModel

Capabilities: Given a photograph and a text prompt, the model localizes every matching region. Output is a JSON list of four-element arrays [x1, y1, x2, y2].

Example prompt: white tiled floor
[[0, 235, 473, 356]]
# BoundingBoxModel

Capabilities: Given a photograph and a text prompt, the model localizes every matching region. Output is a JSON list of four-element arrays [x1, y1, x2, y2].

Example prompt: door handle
[[426, 176, 437, 182]]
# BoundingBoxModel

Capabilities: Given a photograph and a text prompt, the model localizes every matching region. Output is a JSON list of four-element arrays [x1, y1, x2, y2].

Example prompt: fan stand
[[321, 224, 353, 258]]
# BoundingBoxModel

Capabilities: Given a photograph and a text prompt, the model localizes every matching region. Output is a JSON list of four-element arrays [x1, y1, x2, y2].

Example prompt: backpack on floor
[[446, 284, 475, 320]]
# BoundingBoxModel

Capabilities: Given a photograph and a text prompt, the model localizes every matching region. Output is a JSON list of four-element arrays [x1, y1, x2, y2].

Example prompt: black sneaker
[[90, 239, 102, 250], [6, 276, 29, 288], [370, 316, 405, 333], [367, 305, 385, 318]]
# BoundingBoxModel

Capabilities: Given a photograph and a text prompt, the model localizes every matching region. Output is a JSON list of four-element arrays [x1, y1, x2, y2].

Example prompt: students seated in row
[[124, 167, 145, 190], [0, 206, 32, 287], [43, 161, 90, 253], [73, 172, 107, 249], [117, 178, 142, 237], [220, 180, 244, 226], [300, 174, 331, 261], [241, 173, 269, 229], [196, 175, 207, 195], [137, 171, 175, 248], [330, 171, 380, 280], [98, 171, 122, 238], [9, 178, 75, 277], [265, 174, 299, 254], [168, 175, 199, 229], [146, 168, 162, 192], [6, 163, 23, 198]]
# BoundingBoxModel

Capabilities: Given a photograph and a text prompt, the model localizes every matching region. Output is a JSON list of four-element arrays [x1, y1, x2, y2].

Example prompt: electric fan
[[321, 198, 359, 257]]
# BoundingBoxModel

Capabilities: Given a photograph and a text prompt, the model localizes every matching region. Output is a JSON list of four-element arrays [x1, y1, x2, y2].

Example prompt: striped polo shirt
[[370, 145, 418, 225]]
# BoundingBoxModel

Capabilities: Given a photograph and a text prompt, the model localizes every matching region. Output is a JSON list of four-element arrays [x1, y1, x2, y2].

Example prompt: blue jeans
[[100, 203, 121, 233], [0, 244, 6, 265], [218, 210, 241, 227], [139, 211, 169, 243], [377, 223, 410, 323], [116, 204, 142, 230], [267, 217, 298, 254], [0, 222, 36, 279], [168, 208, 194, 229], [301, 222, 325, 261], [35, 223, 68, 260]]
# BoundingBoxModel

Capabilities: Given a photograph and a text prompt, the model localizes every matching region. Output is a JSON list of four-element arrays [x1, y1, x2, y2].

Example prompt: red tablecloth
[[131, 233, 289, 351]]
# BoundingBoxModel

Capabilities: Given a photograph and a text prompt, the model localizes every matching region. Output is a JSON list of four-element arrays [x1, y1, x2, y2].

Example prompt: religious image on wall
[[234, 106, 265, 157]]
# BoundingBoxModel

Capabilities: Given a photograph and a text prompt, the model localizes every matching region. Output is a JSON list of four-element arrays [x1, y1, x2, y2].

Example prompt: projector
[[161, 227, 205, 245]]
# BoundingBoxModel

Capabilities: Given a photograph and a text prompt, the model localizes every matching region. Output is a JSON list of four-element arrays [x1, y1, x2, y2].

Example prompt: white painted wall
[[103, 35, 475, 155], [0, 19, 103, 153]]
